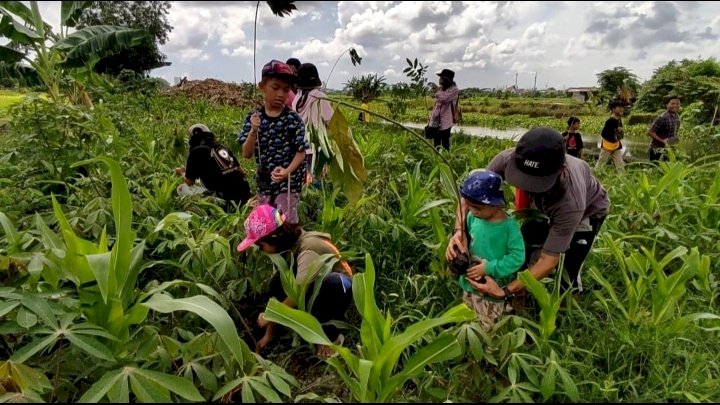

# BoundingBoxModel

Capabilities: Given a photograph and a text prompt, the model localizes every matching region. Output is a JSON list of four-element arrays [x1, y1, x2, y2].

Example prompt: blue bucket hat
[[460, 169, 506, 206]]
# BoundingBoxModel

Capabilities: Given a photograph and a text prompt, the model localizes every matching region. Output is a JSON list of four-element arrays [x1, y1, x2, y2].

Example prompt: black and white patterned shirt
[[237, 107, 307, 195]]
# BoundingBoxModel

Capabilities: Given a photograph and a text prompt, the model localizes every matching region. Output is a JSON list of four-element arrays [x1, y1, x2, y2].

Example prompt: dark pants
[[269, 271, 353, 342], [648, 147, 668, 162], [433, 128, 451, 151], [521, 216, 606, 292]]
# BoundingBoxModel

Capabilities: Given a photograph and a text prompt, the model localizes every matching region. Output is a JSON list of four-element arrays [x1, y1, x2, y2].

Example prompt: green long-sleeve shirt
[[459, 212, 525, 294]]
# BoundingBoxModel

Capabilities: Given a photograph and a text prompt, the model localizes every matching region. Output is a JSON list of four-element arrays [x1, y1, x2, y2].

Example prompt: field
[[0, 90, 24, 119], [1, 89, 720, 403]]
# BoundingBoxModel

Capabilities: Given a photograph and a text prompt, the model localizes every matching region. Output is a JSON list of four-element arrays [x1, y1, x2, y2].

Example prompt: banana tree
[[0, 1, 148, 106]]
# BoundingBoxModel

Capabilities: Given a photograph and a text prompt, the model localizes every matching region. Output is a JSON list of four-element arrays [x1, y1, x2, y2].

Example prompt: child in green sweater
[[453, 169, 525, 331]]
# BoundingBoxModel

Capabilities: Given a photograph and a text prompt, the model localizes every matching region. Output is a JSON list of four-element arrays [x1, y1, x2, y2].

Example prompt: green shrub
[[626, 113, 657, 125]]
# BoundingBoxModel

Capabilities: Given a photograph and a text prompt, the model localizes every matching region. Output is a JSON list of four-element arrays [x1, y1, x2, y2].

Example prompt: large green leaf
[[375, 303, 474, 383], [120, 240, 146, 308], [0, 1, 34, 25], [50, 195, 96, 284], [380, 334, 462, 401], [86, 252, 112, 304], [142, 294, 251, 369], [263, 298, 332, 346], [21, 292, 57, 328], [65, 332, 115, 362], [0, 301, 20, 318], [132, 368, 205, 402], [518, 270, 550, 311], [325, 108, 367, 205], [60, 1, 90, 28], [78, 368, 125, 403], [10, 334, 57, 363], [0, 8, 42, 45], [34, 213, 64, 253], [73, 158, 135, 307], [0, 360, 52, 394], [0, 212, 20, 248], [54, 25, 149, 67], [129, 372, 171, 403]]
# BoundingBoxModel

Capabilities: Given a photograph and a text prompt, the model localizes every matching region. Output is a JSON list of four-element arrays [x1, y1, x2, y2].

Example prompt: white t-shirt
[[292, 89, 335, 155]]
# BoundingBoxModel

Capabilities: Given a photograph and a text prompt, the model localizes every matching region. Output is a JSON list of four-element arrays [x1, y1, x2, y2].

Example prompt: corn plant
[[263, 253, 474, 402], [589, 237, 719, 333], [516, 269, 570, 345], [388, 161, 451, 231]]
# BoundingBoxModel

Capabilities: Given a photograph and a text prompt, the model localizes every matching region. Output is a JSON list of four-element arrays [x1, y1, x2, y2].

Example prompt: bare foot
[[257, 312, 268, 328], [256, 333, 272, 354]]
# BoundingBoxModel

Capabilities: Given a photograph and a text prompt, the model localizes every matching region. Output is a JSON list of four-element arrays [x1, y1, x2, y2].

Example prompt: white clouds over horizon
[[35, 1, 720, 90]]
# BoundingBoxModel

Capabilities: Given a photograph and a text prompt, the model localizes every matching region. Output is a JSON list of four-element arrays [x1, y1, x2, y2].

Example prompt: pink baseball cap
[[236, 204, 287, 252]]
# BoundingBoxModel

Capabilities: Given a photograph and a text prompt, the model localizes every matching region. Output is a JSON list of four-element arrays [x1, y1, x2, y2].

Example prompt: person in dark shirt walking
[[561, 116, 584, 159], [595, 100, 625, 172], [647, 96, 681, 162]]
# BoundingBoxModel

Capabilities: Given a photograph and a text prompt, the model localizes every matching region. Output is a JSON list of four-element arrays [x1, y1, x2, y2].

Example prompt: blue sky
[[34, 1, 720, 90]]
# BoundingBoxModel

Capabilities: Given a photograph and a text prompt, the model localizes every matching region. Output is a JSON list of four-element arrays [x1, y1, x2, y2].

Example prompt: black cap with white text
[[505, 128, 566, 193]]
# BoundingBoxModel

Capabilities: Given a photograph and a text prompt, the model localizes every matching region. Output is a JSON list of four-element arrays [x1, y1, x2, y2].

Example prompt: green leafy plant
[[0, 1, 148, 106], [403, 57, 430, 110], [344, 74, 386, 102], [263, 253, 474, 402]]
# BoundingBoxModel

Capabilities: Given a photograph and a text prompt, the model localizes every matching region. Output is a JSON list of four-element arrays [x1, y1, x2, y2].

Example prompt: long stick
[[323, 48, 350, 93], [711, 91, 720, 127], [252, 1, 260, 100], [319, 97, 457, 179]]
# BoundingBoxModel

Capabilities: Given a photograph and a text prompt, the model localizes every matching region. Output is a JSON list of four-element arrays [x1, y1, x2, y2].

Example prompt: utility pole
[[514, 72, 518, 92], [534, 72, 537, 91]]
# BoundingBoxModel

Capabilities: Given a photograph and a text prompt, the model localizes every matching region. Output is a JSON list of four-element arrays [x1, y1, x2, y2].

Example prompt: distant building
[[566, 87, 597, 102]]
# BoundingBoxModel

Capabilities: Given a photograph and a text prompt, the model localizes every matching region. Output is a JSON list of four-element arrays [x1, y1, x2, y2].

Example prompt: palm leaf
[[53, 25, 149, 67], [265, 0, 297, 17]]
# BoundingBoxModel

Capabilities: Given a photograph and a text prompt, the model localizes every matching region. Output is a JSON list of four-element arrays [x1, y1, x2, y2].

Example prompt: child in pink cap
[[237, 204, 352, 358]]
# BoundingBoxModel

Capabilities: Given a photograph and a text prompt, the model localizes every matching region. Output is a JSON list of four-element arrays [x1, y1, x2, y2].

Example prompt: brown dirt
[[162, 78, 262, 109]]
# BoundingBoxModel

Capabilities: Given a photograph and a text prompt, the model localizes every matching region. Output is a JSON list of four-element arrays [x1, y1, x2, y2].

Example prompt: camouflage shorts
[[463, 292, 512, 332]]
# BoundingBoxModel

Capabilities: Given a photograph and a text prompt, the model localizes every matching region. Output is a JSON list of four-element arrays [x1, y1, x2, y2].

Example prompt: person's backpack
[[450, 98, 462, 124], [194, 142, 245, 176]]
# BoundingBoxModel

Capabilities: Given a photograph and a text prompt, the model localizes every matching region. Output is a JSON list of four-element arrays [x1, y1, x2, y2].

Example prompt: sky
[[27, 1, 720, 90]]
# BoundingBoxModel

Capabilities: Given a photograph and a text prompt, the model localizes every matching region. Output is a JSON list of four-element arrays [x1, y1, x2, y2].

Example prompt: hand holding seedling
[[446, 232, 468, 261], [271, 166, 290, 182], [466, 259, 487, 280], [174, 166, 185, 176], [467, 275, 504, 299], [250, 112, 261, 132]]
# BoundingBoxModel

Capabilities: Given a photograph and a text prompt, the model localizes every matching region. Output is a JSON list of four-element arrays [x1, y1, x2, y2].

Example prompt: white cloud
[[33, 1, 720, 90]]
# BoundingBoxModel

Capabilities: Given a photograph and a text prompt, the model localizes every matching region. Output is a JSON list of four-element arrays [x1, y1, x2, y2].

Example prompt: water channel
[[396, 121, 648, 159]]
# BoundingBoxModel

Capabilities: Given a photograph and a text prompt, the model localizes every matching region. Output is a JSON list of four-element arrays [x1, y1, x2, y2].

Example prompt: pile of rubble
[[163, 78, 261, 109]]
